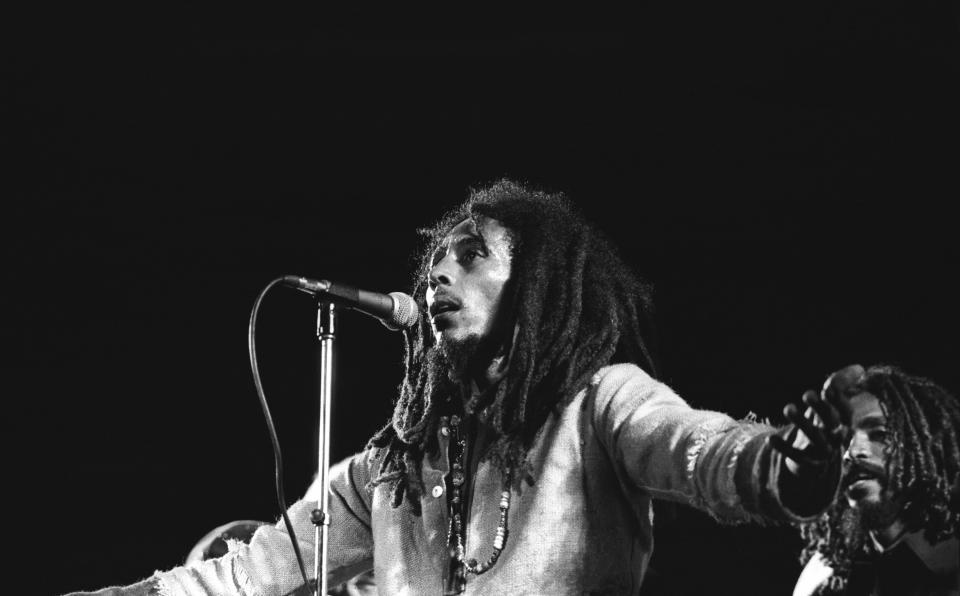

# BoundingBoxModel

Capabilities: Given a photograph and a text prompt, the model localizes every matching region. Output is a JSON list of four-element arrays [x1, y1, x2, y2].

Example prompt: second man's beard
[[844, 493, 903, 534]]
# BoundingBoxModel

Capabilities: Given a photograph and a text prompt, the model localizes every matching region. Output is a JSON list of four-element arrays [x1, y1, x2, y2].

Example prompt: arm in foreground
[[62, 451, 377, 596]]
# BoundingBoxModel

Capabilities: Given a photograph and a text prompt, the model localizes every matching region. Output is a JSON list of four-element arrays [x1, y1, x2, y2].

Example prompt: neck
[[468, 323, 516, 393], [476, 354, 508, 390], [460, 337, 510, 391], [460, 353, 510, 418]]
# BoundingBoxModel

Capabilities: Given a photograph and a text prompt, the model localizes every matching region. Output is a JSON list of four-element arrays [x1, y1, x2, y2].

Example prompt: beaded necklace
[[445, 414, 513, 594]]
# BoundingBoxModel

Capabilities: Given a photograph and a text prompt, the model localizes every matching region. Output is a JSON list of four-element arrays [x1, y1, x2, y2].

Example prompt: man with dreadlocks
[[65, 179, 856, 596], [794, 364, 960, 596]]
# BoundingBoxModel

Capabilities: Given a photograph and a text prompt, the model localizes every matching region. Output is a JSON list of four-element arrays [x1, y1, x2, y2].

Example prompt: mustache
[[842, 461, 887, 487], [428, 293, 462, 317]]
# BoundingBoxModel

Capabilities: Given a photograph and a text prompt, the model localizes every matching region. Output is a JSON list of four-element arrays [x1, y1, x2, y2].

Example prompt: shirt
[[153, 363, 823, 596]]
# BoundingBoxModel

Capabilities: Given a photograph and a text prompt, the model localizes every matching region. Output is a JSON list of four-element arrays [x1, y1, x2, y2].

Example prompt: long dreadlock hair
[[365, 179, 659, 510], [799, 364, 960, 594]]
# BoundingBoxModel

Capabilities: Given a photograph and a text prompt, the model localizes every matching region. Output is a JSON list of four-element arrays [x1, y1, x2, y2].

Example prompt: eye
[[460, 249, 482, 263], [869, 428, 891, 443]]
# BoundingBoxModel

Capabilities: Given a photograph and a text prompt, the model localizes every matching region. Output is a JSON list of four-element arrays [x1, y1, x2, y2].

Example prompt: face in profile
[[426, 216, 513, 350], [842, 391, 904, 529]]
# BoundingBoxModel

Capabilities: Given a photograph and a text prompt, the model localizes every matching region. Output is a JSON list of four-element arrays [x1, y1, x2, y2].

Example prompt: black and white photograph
[[7, 9, 960, 596]]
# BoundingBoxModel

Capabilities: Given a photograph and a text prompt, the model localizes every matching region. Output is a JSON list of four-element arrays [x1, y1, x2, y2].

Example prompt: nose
[[428, 255, 453, 290], [843, 431, 869, 463]]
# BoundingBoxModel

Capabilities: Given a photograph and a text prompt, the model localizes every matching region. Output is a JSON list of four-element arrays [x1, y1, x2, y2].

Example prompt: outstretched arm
[[591, 363, 857, 523], [63, 578, 159, 596], [61, 450, 377, 596]]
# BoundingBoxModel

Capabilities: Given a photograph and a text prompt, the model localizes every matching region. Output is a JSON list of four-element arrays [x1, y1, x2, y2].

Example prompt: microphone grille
[[388, 292, 420, 330]]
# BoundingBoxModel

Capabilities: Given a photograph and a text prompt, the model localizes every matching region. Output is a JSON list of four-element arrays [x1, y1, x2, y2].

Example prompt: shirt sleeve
[[792, 552, 835, 596], [153, 450, 377, 596], [590, 363, 820, 524]]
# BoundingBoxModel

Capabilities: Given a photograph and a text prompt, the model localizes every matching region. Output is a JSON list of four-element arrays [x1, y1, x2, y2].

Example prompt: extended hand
[[770, 364, 864, 476]]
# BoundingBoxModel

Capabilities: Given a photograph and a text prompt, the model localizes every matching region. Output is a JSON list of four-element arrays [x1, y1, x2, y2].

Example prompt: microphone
[[281, 275, 420, 331]]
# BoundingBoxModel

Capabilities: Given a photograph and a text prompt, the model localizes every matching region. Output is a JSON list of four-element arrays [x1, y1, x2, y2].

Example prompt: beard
[[855, 495, 902, 530], [841, 481, 902, 532], [435, 334, 484, 382], [841, 462, 903, 531], [416, 335, 485, 410], [429, 327, 509, 385]]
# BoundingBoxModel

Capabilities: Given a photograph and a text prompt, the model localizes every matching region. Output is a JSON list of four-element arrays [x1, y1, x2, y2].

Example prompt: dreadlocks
[[366, 179, 659, 510], [799, 365, 960, 594]]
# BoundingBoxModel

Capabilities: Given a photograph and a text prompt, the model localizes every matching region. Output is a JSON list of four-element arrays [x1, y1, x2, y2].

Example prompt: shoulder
[[589, 363, 685, 407], [584, 363, 692, 431], [590, 362, 656, 392]]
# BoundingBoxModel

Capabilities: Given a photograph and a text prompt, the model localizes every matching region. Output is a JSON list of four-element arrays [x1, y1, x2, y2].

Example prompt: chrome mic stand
[[311, 300, 336, 596]]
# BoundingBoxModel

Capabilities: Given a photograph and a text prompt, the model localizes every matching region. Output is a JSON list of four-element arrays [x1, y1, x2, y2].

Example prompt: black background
[[6, 7, 960, 596]]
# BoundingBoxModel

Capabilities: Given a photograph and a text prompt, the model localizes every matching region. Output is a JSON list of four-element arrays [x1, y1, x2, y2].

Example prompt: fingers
[[824, 390, 855, 429], [803, 389, 840, 433], [822, 364, 866, 395], [805, 387, 853, 448], [821, 364, 865, 425], [774, 366, 864, 474], [769, 434, 823, 467], [783, 402, 828, 452]]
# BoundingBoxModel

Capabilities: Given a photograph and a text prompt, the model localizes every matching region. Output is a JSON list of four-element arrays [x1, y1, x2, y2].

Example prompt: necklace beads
[[444, 414, 513, 593]]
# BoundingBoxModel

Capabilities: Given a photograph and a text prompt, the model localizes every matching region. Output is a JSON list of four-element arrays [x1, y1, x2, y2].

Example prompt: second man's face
[[842, 391, 903, 527], [426, 216, 513, 348]]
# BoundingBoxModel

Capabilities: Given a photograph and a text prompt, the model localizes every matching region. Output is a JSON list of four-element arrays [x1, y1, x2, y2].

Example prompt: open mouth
[[429, 296, 461, 319], [843, 466, 884, 492]]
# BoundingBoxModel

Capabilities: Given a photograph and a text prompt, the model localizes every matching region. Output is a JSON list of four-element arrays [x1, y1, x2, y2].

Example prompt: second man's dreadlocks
[[799, 364, 960, 594]]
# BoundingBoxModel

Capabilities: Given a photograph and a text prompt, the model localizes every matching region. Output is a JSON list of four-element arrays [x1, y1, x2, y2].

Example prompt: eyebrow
[[452, 234, 485, 249], [855, 415, 887, 429], [433, 231, 487, 262]]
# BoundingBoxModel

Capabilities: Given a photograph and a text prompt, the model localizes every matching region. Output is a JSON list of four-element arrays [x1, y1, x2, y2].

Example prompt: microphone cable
[[247, 277, 311, 588]]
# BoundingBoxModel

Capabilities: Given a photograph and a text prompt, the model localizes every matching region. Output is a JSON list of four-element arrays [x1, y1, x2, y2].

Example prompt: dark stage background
[[6, 10, 960, 596]]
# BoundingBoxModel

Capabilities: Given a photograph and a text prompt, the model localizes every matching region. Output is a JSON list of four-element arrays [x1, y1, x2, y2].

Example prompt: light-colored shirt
[[154, 363, 818, 596]]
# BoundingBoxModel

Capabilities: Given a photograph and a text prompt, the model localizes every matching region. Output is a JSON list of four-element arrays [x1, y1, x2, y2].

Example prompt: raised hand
[[771, 364, 864, 477]]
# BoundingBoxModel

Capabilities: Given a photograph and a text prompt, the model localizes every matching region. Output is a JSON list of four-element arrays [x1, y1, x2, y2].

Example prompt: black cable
[[248, 277, 311, 588]]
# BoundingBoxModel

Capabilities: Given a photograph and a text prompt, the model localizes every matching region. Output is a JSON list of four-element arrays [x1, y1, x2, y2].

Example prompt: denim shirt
[[153, 363, 818, 596]]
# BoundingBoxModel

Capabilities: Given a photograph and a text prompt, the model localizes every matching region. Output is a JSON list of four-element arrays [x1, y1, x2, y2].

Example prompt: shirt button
[[432, 485, 444, 498]]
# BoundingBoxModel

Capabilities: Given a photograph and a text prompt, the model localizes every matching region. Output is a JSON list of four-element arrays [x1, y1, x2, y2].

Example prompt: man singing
[[67, 180, 854, 596]]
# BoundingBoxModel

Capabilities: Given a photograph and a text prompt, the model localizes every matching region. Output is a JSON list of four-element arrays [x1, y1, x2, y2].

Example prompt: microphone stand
[[311, 300, 336, 596]]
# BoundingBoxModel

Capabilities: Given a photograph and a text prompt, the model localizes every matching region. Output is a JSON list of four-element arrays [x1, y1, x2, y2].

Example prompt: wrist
[[778, 452, 841, 518]]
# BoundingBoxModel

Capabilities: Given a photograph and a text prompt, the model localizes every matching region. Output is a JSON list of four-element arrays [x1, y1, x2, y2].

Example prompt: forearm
[[63, 577, 159, 596], [156, 452, 376, 596], [65, 452, 376, 596], [592, 364, 836, 524]]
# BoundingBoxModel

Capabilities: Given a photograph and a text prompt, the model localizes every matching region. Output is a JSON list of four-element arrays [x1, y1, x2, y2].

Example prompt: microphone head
[[386, 292, 420, 330]]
